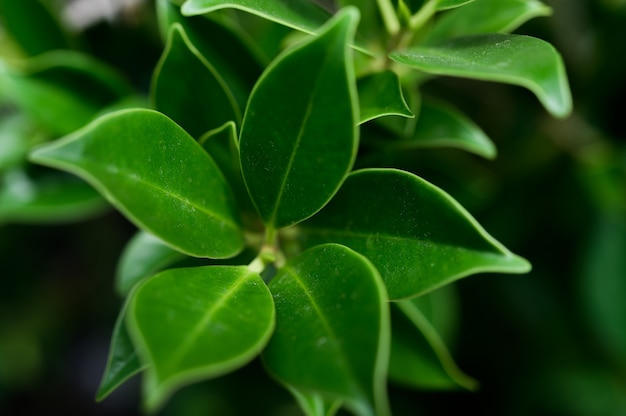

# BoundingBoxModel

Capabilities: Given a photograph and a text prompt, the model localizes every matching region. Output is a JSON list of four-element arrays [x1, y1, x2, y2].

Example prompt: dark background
[[1, 0, 625, 414]]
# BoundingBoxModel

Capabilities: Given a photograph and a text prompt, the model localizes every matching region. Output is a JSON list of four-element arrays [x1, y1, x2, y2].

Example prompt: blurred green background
[[1, 0, 625, 415]]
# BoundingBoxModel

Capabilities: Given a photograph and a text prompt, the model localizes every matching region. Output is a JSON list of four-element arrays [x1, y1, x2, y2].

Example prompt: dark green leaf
[[0, 169, 106, 224], [299, 169, 530, 299], [389, 298, 477, 391], [115, 231, 186, 296], [151, 23, 241, 138], [156, 0, 263, 110], [437, 0, 474, 10], [263, 244, 390, 416], [240, 8, 359, 229], [199, 121, 256, 216], [374, 100, 496, 159], [181, 0, 331, 35], [390, 34, 572, 118], [127, 266, 275, 412], [357, 70, 413, 124], [428, 0, 552, 42], [96, 296, 145, 401], [29, 109, 244, 258], [0, 0, 70, 56]]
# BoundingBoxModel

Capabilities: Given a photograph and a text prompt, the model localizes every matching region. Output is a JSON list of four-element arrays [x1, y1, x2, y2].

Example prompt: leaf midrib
[[282, 265, 367, 400], [267, 32, 344, 227], [158, 271, 251, 378]]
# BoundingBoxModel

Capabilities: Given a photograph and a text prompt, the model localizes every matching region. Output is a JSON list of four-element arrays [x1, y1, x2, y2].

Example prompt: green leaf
[[374, 100, 496, 159], [127, 266, 275, 412], [115, 231, 186, 297], [428, 0, 552, 42], [357, 70, 413, 124], [0, 112, 43, 171], [156, 0, 263, 111], [0, 51, 132, 135], [299, 168, 530, 299], [29, 109, 244, 258], [181, 0, 331, 35], [199, 121, 256, 215], [240, 8, 359, 229], [0, 169, 106, 224], [152, 23, 241, 138], [287, 386, 342, 416], [437, 0, 474, 10], [0, 0, 70, 56], [263, 244, 390, 416], [389, 298, 477, 391], [96, 296, 146, 401], [390, 34, 572, 118]]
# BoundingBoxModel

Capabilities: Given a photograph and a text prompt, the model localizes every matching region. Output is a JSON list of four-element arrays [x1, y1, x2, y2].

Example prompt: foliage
[[7, 0, 619, 415]]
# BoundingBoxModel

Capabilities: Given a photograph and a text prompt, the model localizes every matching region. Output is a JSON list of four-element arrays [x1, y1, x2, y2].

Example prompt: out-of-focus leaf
[[579, 213, 626, 367], [115, 231, 186, 297], [0, 51, 132, 135], [0, 113, 42, 170], [0, 0, 70, 56], [0, 169, 106, 224]]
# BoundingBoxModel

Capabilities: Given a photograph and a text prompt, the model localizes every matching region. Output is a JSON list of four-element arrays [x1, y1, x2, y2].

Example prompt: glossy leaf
[[0, 0, 69, 56], [96, 296, 145, 401], [152, 24, 240, 138], [199, 121, 255, 215], [156, 0, 262, 110], [115, 231, 186, 296], [377, 100, 496, 159], [287, 387, 342, 416], [428, 0, 552, 42], [390, 34, 572, 118], [29, 109, 244, 258], [181, 0, 331, 35], [0, 169, 106, 224], [437, 0, 474, 10], [0, 51, 132, 135], [127, 266, 275, 412], [357, 70, 413, 124], [299, 169, 530, 299], [240, 8, 359, 229], [389, 298, 477, 390], [263, 244, 390, 416]]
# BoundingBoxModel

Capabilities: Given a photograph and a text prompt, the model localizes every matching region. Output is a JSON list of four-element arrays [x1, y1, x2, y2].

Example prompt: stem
[[377, 0, 400, 35], [409, 0, 438, 32]]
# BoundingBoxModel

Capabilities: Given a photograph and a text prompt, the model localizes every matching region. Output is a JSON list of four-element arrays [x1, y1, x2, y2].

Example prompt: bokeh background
[[1, 0, 625, 414]]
